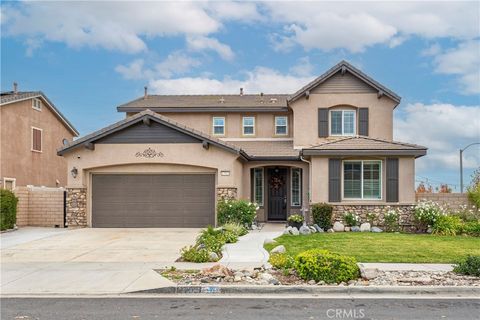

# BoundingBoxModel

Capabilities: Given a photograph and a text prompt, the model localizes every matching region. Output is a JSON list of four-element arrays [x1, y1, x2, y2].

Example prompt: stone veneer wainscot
[[66, 188, 87, 227], [217, 187, 238, 200]]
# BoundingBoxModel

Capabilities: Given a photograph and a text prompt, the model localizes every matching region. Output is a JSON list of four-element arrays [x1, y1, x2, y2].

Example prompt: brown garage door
[[92, 174, 215, 228]]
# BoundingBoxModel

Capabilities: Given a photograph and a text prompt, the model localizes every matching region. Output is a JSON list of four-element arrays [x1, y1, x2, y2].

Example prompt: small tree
[[467, 168, 480, 208]]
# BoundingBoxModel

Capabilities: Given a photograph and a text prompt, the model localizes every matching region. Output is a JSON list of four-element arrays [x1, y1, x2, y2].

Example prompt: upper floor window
[[275, 116, 288, 135], [32, 98, 42, 111], [343, 160, 381, 200], [331, 110, 355, 136], [242, 116, 255, 136], [212, 117, 225, 136], [32, 127, 43, 152]]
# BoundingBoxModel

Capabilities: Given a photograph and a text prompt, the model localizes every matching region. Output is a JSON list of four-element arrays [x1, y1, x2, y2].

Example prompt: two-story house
[[58, 61, 426, 228], [0, 84, 79, 190]]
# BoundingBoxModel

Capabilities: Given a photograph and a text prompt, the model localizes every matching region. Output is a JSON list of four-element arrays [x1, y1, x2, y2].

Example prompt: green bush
[[462, 220, 480, 237], [452, 205, 480, 222], [311, 203, 333, 230], [294, 249, 360, 284], [222, 230, 239, 243], [453, 255, 480, 277], [467, 169, 480, 208], [0, 189, 18, 231], [269, 253, 295, 270], [414, 200, 445, 232], [431, 215, 463, 236], [180, 245, 211, 263], [383, 208, 400, 232], [197, 226, 226, 254], [344, 212, 360, 227], [221, 222, 248, 236], [287, 214, 304, 223], [217, 199, 257, 226]]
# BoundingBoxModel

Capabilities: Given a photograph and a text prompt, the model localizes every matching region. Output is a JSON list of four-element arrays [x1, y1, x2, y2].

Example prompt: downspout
[[300, 151, 312, 225]]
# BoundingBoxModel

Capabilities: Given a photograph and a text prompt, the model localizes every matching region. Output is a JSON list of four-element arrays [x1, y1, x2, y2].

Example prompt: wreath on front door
[[270, 175, 285, 190]]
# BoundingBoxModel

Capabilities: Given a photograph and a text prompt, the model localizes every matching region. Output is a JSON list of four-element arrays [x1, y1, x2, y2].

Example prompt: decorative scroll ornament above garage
[[135, 148, 164, 158]]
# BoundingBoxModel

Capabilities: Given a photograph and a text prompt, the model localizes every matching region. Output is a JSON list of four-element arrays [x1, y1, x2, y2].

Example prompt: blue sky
[[1, 1, 479, 189]]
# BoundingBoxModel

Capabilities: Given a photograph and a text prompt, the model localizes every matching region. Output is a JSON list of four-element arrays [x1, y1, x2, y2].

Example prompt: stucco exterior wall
[[310, 156, 416, 205], [289, 93, 397, 147], [0, 99, 75, 187]]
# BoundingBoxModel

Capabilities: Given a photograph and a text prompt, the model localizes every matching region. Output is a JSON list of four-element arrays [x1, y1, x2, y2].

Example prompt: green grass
[[265, 233, 480, 263]]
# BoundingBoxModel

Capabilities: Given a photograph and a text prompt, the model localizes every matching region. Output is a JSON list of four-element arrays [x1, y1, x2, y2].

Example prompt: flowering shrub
[[383, 207, 400, 232], [287, 214, 304, 223], [452, 205, 480, 222], [344, 212, 360, 227], [366, 212, 377, 226], [414, 200, 445, 232], [217, 199, 258, 227]]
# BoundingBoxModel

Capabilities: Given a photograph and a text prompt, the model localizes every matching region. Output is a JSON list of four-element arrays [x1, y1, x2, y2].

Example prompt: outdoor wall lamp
[[71, 167, 78, 179]]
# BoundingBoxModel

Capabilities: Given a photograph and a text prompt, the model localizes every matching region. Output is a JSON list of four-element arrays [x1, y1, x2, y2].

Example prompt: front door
[[267, 168, 288, 221]]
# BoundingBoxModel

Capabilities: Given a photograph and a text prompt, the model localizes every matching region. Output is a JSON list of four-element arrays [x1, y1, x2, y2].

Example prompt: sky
[[1, 1, 479, 189]]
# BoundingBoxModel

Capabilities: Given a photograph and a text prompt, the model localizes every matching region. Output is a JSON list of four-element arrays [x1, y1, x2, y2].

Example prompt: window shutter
[[32, 128, 42, 151], [318, 108, 329, 137], [386, 158, 399, 202], [358, 108, 369, 136], [328, 158, 341, 202]]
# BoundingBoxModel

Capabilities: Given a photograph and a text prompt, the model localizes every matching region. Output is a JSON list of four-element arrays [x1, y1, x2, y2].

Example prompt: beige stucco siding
[[290, 93, 396, 147], [0, 99, 74, 187]]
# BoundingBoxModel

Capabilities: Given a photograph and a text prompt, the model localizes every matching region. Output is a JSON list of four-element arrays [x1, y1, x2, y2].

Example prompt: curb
[[130, 285, 480, 296]]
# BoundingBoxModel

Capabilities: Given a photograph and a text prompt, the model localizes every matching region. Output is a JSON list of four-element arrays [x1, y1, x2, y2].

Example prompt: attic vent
[[269, 98, 277, 104], [219, 97, 225, 104]]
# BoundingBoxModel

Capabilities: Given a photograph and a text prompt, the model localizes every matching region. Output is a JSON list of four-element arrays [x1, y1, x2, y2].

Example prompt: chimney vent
[[240, 88, 244, 96], [260, 92, 264, 96], [144, 86, 148, 99], [13, 82, 18, 94]]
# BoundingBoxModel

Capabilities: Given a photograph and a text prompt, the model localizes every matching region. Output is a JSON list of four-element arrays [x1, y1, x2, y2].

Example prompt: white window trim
[[274, 116, 288, 136], [31, 126, 43, 153], [32, 98, 42, 111], [342, 160, 382, 200], [3, 177, 16, 190], [253, 167, 264, 206], [212, 116, 225, 136], [330, 110, 356, 136], [242, 116, 256, 136], [290, 168, 302, 207]]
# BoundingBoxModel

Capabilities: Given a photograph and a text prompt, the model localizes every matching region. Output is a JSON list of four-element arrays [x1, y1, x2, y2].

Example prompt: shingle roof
[[289, 60, 401, 104], [228, 140, 300, 159], [117, 94, 289, 112], [1, 91, 79, 136]]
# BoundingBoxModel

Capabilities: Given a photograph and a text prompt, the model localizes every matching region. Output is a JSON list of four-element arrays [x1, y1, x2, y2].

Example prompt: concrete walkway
[[219, 223, 284, 269], [360, 263, 454, 272]]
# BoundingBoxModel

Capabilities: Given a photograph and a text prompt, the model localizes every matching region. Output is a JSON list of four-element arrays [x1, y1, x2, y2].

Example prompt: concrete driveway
[[1, 227, 200, 295]]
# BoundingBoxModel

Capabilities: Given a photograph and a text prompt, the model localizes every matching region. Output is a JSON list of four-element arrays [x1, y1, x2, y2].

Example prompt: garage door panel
[[92, 174, 215, 228]]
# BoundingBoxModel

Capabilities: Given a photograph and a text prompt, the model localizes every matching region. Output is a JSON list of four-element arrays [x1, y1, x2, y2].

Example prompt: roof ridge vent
[[269, 98, 277, 103], [219, 97, 225, 104]]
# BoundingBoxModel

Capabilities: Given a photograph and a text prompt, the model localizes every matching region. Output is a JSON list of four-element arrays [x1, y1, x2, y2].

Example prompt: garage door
[[92, 174, 215, 227]]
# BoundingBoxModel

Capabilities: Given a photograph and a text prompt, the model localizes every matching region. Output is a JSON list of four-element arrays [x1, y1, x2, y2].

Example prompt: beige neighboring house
[[0, 84, 79, 190], [58, 61, 427, 228]]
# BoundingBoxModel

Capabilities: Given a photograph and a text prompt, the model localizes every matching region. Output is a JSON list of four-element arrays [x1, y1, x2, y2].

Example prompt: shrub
[[0, 189, 18, 231], [453, 255, 480, 277], [431, 215, 463, 236], [287, 214, 304, 223], [452, 205, 480, 222], [294, 249, 360, 284], [197, 226, 226, 254], [222, 230, 239, 243], [366, 212, 377, 226], [311, 203, 333, 230], [221, 222, 248, 236], [269, 253, 295, 270], [383, 208, 400, 232], [344, 212, 360, 227], [217, 199, 258, 227], [467, 169, 480, 208], [462, 220, 480, 237], [414, 200, 445, 232], [180, 245, 210, 263]]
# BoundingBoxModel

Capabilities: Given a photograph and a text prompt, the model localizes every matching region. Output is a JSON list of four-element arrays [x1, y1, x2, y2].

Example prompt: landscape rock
[[283, 229, 291, 235], [359, 265, 379, 280], [264, 238, 277, 245], [309, 226, 317, 233], [290, 227, 300, 235], [299, 225, 311, 235], [251, 224, 258, 230], [208, 252, 219, 262], [313, 224, 324, 233], [351, 226, 360, 232], [371, 227, 383, 233], [344, 227, 351, 232], [258, 272, 274, 282], [270, 245, 286, 254], [360, 223, 371, 232], [426, 227, 432, 234], [308, 280, 316, 285], [333, 221, 345, 232], [327, 228, 334, 233], [202, 264, 233, 278]]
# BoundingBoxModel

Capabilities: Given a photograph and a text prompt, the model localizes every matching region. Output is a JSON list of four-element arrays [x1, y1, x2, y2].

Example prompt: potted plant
[[287, 214, 304, 229]]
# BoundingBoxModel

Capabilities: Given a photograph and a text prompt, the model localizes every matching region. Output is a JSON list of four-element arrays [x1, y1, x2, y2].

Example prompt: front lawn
[[265, 233, 480, 263]]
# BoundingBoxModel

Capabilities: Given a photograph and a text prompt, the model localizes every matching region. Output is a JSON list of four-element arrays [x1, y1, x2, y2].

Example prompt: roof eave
[[301, 149, 427, 158]]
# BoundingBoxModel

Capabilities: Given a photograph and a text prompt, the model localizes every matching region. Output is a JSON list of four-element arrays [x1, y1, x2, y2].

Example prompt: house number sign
[[135, 148, 164, 158]]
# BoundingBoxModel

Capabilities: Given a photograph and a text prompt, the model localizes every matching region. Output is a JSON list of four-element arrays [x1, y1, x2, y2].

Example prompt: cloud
[[186, 36, 235, 61], [148, 66, 315, 94], [289, 56, 314, 77], [432, 40, 480, 94], [421, 43, 441, 56], [394, 103, 480, 173], [115, 52, 201, 80]]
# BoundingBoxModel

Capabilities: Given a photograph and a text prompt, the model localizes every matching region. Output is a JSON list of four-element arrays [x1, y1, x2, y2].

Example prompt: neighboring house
[[0, 84, 79, 190], [58, 61, 427, 228]]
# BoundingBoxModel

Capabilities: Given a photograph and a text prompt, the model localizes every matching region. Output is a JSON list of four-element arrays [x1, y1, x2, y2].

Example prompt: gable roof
[[301, 136, 427, 158], [288, 60, 401, 104], [57, 109, 248, 159], [1, 91, 79, 136], [117, 94, 289, 113]]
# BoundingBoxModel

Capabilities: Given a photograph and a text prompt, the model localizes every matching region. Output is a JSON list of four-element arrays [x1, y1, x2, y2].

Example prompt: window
[[3, 178, 16, 191], [291, 168, 302, 206], [32, 98, 42, 111], [330, 110, 355, 136], [32, 127, 42, 152], [243, 116, 255, 135], [275, 116, 288, 135], [212, 117, 225, 135], [343, 160, 381, 200], [253, 168, 264, 206]]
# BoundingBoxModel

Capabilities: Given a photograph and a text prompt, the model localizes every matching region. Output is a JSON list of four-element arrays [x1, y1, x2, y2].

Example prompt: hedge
[[1, 189, 18, 230]]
